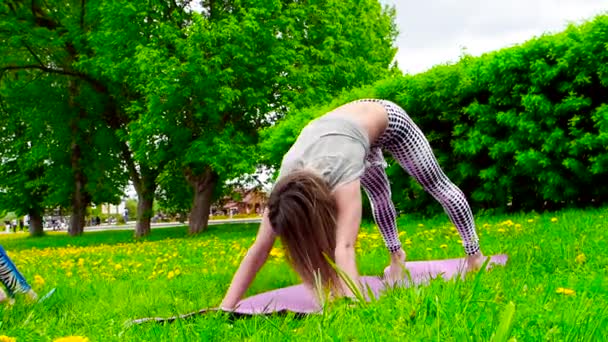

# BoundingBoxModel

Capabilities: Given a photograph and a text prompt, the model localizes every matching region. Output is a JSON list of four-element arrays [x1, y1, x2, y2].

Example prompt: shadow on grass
[[0, 223, 260, 251]]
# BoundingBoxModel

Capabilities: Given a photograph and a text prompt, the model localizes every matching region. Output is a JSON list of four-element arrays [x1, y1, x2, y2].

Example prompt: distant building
[[99, 201, 126, 216], [211, 187, 267, 217]]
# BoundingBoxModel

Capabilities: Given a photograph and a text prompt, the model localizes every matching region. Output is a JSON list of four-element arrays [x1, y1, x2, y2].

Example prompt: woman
[[220, 99, 484, 309]]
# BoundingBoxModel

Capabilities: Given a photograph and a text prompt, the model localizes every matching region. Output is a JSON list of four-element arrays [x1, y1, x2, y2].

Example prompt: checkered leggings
[[355, 99, 480, 256]]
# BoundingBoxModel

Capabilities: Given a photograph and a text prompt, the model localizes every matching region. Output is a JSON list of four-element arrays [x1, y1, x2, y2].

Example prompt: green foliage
[[263, 14, 608, 215]]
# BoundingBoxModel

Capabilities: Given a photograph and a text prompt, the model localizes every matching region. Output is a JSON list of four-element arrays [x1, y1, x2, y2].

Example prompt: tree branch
[[120, 142, 142, 195], [80, 0, 86, 30], [1, 65, 108, 93], [31, 0, 59, 30], [21, 41, 45, 67]]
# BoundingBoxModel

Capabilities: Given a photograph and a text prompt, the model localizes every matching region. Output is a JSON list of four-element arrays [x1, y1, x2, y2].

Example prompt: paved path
[[81, 217, 262, 232], [0, 217, 262, 234]]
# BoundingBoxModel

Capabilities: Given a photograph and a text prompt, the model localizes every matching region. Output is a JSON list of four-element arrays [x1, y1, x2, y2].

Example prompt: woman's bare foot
[[26, 289, 38, 302], [386, 249, 407, 284], [466, 251, 486, 272]]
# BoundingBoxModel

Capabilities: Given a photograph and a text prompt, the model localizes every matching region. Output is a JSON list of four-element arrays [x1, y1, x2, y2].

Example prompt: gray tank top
[[276, 113, 371, 190]]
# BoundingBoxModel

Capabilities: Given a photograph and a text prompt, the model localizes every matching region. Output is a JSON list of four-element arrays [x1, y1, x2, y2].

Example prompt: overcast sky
[[381, 0, 607, 74]]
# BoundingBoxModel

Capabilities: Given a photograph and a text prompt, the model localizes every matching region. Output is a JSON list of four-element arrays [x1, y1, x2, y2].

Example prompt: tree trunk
[[68, 79, 88, 237], [28, 210, 44, 237], [135, 174, 157, 238], [187, 168, 217, 234]]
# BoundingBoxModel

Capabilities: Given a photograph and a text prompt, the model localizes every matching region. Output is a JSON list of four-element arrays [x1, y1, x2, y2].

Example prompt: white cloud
[[381, 0, 607, 74]]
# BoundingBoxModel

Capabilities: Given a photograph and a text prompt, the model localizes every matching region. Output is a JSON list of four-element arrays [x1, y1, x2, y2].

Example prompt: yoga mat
[[130, 254, 508, 325]]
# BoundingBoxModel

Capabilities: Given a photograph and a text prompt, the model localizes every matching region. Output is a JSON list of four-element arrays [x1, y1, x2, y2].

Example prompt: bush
[[261, 14, 608, 215]]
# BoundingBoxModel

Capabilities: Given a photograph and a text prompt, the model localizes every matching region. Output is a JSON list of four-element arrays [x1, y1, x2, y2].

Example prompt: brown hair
[[267, 169, 340, 293]]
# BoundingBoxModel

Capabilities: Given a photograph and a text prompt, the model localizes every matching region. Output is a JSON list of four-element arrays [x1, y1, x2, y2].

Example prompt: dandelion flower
[[440, 244, 448, 249], [167, 271, 175, 280], [34, 275, 45, 286], [417, 224, 424, 227], [575, 254, 586, 264], [551, 217, 558, 222], [527, 219, 534, 223], [497, 228, 506, 233], [53, 337, 89, 342], [269, 248, 284, 258], [114, 264, 122, 270], [0, 336, 16, 342], [556, 287, 575, 295]]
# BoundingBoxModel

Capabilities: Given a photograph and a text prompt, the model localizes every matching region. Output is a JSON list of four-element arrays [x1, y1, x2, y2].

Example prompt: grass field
[[0, 206, 606, 341]]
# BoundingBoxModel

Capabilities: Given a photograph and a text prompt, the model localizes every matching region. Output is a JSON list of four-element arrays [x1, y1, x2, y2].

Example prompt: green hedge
[[261, 14, 608, 215]]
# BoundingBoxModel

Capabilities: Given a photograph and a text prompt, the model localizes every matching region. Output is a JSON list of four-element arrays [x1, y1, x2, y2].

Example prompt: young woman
[[220, 99, 484, 309], [0, 245, 38, 304]]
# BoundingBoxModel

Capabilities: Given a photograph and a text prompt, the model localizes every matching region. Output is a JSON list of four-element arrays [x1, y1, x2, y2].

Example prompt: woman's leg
[[360, 147, 402, 254], [378, 102, 481, 256], [0, 245, 34, 299]]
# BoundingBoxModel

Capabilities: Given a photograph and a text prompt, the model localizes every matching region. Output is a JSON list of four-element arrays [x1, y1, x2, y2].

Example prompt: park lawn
[[0, 206, 606, 341]]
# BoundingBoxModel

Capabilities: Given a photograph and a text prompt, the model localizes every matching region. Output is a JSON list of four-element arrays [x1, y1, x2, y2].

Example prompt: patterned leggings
[[0, 245, 32, 297], [355, 99, 480, 256]]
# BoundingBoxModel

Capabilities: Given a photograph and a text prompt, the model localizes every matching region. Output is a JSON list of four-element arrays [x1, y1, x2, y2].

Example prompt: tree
[[0, 0, 186, 237], [130, 0, 399, 234]]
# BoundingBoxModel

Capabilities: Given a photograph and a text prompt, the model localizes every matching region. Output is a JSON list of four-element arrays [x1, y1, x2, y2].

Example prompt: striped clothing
[[0, 245, 32, 297]]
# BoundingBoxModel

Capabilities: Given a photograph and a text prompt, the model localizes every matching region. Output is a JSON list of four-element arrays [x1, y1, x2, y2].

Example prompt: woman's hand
[[219, 210, 276, 310]]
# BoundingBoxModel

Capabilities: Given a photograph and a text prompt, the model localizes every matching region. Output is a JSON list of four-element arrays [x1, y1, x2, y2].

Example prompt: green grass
[[1, 206, 607, 341]]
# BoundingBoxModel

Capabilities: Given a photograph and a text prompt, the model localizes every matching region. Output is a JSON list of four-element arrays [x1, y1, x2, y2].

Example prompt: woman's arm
[[219, 210, 276, 310], [333, 179, 363, 296]]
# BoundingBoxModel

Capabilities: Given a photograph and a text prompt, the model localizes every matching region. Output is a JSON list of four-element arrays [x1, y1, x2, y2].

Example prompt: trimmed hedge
[[261, 14, 608, 215]]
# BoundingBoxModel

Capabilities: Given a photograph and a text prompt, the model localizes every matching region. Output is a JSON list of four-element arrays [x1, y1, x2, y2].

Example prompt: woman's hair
[[267, 169, 340, 292]]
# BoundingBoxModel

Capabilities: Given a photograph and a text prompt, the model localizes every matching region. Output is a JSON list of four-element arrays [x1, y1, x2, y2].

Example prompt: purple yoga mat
[[131, 254, 508, 324]]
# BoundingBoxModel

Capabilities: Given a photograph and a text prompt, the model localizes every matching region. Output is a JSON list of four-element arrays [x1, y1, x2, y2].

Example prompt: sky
[[380, 0, 607, 74]]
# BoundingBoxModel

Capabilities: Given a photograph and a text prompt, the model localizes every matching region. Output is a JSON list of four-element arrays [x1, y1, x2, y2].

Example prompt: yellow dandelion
[[405, 239, 412, 245], [515, 224, 522, 229], [500, 220, 514, 227], [53, 336, 90, 342], [440, 244, 448, 249], [457, 239, 463, 244], [527, 219, 534, 223], [417, 224, 424, 227], [66, 272, 73, 277], [551, 217, 558, 222], [556, 287, 575, 295], [174, 269, 181, 276], [77, 258, 85, 267], [0, 335, 16, 342], [269, 248, 284, 258], [167, 271, 175, 280], [497, 228, 506, 233], [114, 264, 122, 270], [34, 275, 45, 286], [482, 223, 490, 228], [575, 254, 586, 264]]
